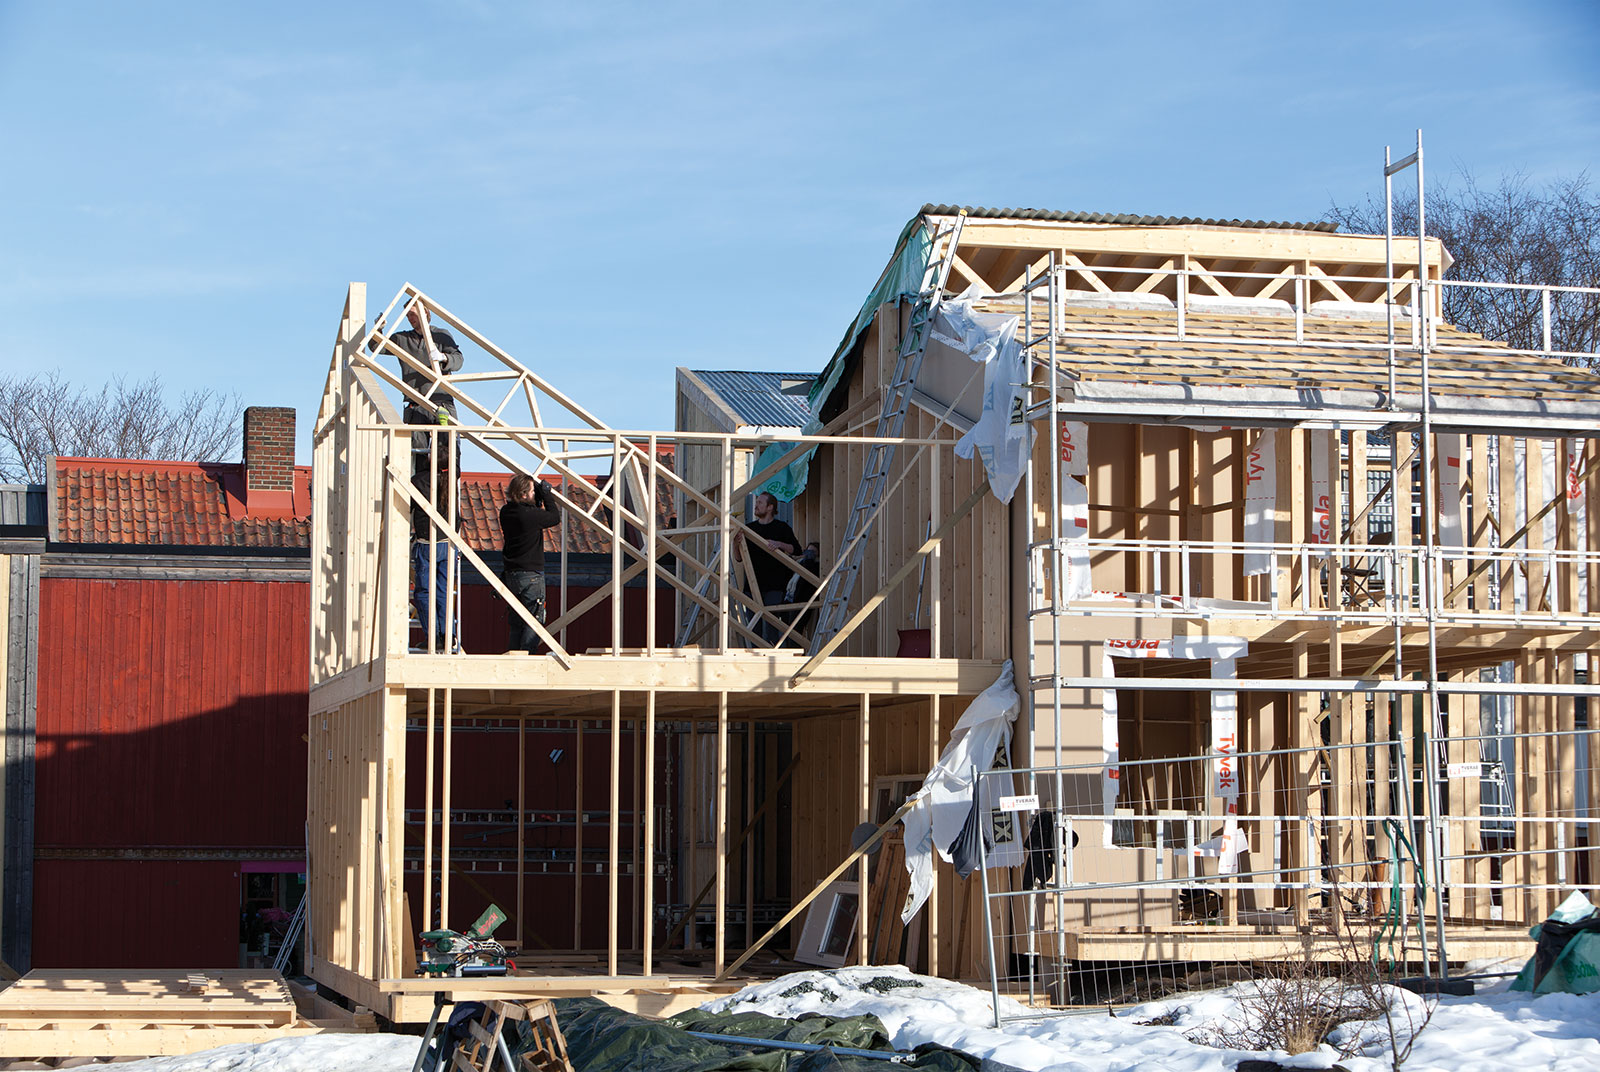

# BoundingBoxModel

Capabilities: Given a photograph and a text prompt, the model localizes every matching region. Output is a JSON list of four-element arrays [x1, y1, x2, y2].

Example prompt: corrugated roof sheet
[[921, 204, 1339, 233], [690, 370, 815, 429]]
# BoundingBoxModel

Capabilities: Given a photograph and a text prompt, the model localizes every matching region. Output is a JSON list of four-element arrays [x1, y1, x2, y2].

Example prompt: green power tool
[[417, 904, 513, 976]]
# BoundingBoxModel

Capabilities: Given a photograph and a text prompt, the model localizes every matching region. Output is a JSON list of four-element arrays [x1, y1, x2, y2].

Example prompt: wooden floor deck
[[0, 970, 374, 1063]]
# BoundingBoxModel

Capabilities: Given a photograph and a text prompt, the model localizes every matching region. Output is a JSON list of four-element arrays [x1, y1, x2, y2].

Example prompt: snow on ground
[[100, 965, 1600, 1072], [99, 1032, 420, 1072]]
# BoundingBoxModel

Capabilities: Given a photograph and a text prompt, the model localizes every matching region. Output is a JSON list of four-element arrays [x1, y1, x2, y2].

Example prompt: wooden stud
[[642, 690, 656, 975], [859, 693, 871, 964], [608, 691, 621, 975], [575, 714, 584, 951], [422, 689, 436, 934], [517, 716, 526, 950], [441, 688, 454, 933], [714, 692, 729, 974]]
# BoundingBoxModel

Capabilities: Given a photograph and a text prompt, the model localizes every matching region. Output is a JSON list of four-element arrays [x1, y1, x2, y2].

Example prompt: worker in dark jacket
[[388, 302, 466, 474], [734, 491, 801, 645], [390, 303, 468, 650], [500, 474, 562, 654]]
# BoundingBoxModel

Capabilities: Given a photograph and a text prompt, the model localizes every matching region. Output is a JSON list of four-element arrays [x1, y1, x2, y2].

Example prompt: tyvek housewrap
[[937, 295, 1034, 504], [900, 661, 1024, 925]]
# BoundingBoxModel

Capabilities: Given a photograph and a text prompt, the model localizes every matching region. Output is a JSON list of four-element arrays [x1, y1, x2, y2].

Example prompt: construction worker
[[389, 302, 466, 651], [500, 474, 562, 654], [734, 491, 801, 645]]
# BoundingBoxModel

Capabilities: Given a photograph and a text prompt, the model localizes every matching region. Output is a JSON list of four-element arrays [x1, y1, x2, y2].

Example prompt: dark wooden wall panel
[[34, 577, 309, 850], [32, 859, 239, 968]]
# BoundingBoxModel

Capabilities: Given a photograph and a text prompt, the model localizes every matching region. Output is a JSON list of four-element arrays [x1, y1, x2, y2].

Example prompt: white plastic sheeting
[[1438, 433, 1464, 548], [1243, 429, 1276, 576], [938, 294, 1034, 503], [900, 660, 1023, 924], [1058, 420, 1092, 601]]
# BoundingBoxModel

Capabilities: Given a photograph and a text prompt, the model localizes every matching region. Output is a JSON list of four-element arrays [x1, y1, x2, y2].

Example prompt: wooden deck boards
[[0, 970, 373, 1060]]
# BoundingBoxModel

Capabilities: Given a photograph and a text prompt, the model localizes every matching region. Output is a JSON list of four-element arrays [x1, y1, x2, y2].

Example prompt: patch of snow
[[101, 1031, 419, 1072], [91, 965, 1600, 1072]]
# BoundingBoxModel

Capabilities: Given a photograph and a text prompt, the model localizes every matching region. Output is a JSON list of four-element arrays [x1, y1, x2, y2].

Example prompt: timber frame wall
[[307, 283, 1005, 1022], [311, 207, 1600, 1018], [912, 208, 1600, 974]]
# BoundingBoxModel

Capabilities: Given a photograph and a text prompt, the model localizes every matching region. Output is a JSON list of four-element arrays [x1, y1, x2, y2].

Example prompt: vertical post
[[632, 710, 642, 953], [427, 430, 439, 652], [446, 424, 458, 653], [422, 687, 436, 933], [745, 720, 756, 953], [976, 765, 1002, 1029], [719, 440, 733, 652], [685, 718, 698, 953], [609, 689, 621, 976], [930, 447, 942, 657], [648, 435, 659, 656], [643, 689, 657, 975], [559, 437, 570, 651], [575, 715, 585, 950], [441, 687, 453, 929], [858, 692, 872, 963], [1410, 130, 1452, 975], [1384, 145, 1398, 408], [386, 428, 411, 661], [612, 435, 624, 651], [715, 692, 729, 974], [517, 715, 526, 950], [1543, 288, 1554, 356], [928, 693, 941, 978]]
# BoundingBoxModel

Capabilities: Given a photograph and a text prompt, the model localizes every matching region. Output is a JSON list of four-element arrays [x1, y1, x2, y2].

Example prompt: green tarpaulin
[[1510, 891, 1600, 995], [752, 216, 932, 502], [539, 996, 1012, 1072]]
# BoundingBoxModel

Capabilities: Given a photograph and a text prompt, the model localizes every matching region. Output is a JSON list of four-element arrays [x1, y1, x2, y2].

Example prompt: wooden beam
[[950, 221, 1450, 273], [714, 693, 729, 974], [642, 691, 657, 975], [608, 690, 621, 976]]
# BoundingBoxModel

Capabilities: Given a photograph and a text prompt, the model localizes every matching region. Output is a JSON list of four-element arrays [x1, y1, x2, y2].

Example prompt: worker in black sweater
[[500, 474, 561, 653]]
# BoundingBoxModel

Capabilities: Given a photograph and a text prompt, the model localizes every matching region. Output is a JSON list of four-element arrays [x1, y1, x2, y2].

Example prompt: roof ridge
[[919, 204, 1339, 233]]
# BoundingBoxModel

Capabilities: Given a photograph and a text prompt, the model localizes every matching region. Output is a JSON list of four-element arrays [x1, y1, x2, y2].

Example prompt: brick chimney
[[242, 406, 295, 516]]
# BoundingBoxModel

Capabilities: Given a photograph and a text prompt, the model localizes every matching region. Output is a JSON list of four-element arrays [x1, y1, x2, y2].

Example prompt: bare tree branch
[[1328, 171, 1600, 365], [0, 372, 242, 483]]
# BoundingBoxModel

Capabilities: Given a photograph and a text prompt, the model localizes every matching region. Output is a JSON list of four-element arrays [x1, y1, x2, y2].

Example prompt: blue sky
[[1, 0, 1596, 463]]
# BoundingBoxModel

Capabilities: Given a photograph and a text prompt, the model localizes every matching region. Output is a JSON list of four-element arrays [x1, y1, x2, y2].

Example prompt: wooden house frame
[[308, 284, 1003, 1022], [309, 204, 1600, 1019]]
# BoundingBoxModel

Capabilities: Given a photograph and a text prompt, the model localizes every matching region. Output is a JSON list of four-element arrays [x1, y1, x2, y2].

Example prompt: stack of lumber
[[0, 970, 373, 1063]]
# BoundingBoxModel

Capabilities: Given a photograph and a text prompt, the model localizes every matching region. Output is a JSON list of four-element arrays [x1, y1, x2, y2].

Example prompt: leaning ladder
[[809, 211, 967, 652]]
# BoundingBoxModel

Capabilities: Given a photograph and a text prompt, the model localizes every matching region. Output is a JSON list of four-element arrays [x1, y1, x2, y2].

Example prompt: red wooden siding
[[455, 582, 675, 654], [32, 859, 240, 968], [403, 723, 656, 950], [34, 577, 310, 850]]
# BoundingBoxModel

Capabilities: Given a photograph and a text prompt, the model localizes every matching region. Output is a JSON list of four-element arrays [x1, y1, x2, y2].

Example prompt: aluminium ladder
[[808, 212, 967, 652]]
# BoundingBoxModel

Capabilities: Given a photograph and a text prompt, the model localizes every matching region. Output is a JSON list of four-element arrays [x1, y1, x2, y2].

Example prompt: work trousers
[[504, 569, 547, 654]]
